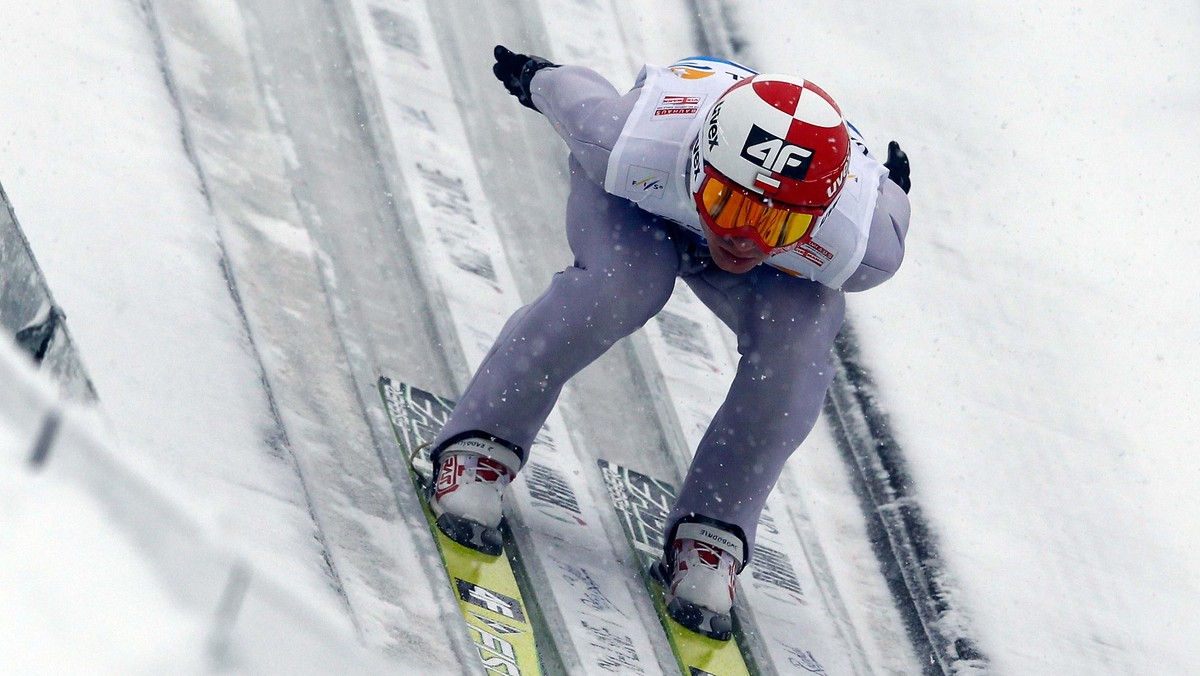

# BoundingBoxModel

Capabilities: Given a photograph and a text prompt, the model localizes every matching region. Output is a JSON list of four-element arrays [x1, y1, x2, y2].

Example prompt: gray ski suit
[[431, 61, 911, 562]]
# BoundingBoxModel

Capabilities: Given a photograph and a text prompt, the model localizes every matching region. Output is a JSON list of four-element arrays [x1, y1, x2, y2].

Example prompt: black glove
[[884, 140, 911, 194], [492, 45, 557, 111]]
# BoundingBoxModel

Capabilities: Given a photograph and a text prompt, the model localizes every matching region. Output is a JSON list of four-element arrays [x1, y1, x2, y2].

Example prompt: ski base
[[598, 459, 753, 676], [379, 377, 542, 676]]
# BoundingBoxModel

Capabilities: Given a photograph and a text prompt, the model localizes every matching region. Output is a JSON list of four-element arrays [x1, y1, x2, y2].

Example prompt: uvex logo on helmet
[[706, 100, 724, 152]]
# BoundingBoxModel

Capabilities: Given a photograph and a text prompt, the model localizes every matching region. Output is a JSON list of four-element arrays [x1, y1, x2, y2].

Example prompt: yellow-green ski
[[598, 459, 754, 676], [379, 377, 541, 675]]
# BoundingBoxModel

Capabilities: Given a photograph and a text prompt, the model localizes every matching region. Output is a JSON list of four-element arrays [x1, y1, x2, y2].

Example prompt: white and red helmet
[[691, 74, 851, 253]]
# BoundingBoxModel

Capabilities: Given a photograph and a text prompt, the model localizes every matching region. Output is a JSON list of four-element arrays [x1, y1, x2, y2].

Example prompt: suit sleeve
[[841, 178, 911, 292], [529, 66, 641, 186]]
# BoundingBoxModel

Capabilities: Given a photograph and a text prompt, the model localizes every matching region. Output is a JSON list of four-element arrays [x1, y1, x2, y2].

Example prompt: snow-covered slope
[[0, 339, 399, 675], [732, 3, 1200, 672], [1, 0, 1196, 674]]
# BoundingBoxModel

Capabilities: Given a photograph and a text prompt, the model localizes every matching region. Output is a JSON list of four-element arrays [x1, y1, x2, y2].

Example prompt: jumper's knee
[[559, 258, 675, 338], [740, 285, 845, 367]]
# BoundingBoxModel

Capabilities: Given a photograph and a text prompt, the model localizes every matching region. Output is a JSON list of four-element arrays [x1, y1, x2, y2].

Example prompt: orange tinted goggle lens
[[698, 175, 817, 249]]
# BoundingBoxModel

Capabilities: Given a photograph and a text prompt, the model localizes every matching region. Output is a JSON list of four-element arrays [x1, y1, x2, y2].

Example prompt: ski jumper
[[430, 59, 911, 562]]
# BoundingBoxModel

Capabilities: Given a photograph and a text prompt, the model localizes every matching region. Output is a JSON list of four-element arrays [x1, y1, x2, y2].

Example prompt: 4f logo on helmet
[[740, 124, 814, 181]]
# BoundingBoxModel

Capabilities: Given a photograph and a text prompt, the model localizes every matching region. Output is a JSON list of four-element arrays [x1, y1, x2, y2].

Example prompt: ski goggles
[[692, 164, 828, 253]]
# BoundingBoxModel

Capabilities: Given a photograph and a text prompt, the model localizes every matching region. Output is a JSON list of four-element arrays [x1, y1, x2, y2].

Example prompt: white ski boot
[[652, 520, 745, 641], [428, 435, 523, 556]]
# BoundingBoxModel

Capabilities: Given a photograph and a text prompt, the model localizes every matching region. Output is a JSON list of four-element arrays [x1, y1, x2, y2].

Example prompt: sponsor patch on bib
[[654, 93, 704, 118]]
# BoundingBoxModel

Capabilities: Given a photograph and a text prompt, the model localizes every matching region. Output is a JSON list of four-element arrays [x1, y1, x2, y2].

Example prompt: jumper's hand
[[884, 141, 911, 194], [492, 45, 557, 111]]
